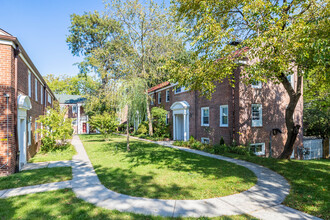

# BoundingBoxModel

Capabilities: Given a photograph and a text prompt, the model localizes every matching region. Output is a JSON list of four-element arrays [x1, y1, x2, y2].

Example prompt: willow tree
[[168, 0, 329, 159], [119, 77, 147, 151], [105, 0, 185, 136]]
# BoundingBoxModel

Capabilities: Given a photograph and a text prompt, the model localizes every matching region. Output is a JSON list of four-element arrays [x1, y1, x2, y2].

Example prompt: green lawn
[[79, 134, 257, 200], [218, 153, 330, 219], [0, 189, 257, 220], [0, 167, 72, 190], [29, 144, 76, 163]]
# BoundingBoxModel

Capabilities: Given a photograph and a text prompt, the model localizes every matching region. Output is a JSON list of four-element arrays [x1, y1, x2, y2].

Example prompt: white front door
[[175, 114, 184, 140], [18, 118, 27, 170]]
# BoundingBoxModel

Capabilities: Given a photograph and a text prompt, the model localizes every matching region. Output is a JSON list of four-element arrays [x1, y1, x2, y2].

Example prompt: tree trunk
[[126, 106, 130, 152], [278, 73, 302, 159], [145, 89, 153, 136]]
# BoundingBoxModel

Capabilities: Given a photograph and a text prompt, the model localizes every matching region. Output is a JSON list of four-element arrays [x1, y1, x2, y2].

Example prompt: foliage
[[89, 112, 119, 141], [151, 107, 170, 138], [80, 134, 256, 200], [44, 74, 100, 96], [304, 96, 330, 138], [219, 136, 225, 145], [213, 144, 253, 156], [0, 167, 72, 190], [137, 121, 148, 135], [168, 0, 329, 158], [37, 104, 73, 152]]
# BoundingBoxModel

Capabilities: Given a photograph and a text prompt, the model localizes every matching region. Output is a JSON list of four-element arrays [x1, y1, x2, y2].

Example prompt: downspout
[[194, 90, 197, 138], [14, 45, 20, 172], [0, 94, 10, 169]]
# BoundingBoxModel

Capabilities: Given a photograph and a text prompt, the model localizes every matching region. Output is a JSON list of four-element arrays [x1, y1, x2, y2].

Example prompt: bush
[[151, 107, 170, 138], [37, 103, 73, 152], [137, 121, 148, 135], [89, 112, 118, 141], [219, 136, 225, 145]]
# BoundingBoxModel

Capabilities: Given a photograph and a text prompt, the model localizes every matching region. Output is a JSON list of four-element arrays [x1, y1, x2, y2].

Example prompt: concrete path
[[22, 160, 72, 171], [71, 135, 321, 219]]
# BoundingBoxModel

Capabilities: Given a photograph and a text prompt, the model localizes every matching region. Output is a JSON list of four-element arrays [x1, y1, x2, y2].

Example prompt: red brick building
[[0, 29, 56, 176], [149, 67, 303, 158]]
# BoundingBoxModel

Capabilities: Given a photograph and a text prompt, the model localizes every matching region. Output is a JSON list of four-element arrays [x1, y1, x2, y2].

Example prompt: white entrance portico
[[170, 101, 190, 141], [17, 95, 32, 170]]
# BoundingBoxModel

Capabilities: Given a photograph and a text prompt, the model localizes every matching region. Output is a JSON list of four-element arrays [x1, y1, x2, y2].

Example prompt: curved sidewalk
[[71, 135, 321, 219]]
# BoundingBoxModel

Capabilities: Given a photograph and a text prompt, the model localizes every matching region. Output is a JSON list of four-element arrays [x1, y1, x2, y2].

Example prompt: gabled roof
[[148, 81, 170, 93], [55, 94, 86, 104], [0, 28, 12, 36]]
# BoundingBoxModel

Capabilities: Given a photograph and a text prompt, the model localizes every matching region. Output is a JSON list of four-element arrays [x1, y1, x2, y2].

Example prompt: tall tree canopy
[[168, 0, 329, 158]]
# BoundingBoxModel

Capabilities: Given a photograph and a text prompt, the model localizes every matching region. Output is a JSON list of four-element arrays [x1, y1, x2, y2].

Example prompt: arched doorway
[[17, 95, 32, 170]]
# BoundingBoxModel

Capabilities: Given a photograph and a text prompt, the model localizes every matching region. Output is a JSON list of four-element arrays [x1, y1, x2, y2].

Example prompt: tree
[[168, 0, 329, 159], [89, 112, 119, 141], [37, 103, 73, 152], [118, 77, 147, 151], [44, 74, 100, 96]]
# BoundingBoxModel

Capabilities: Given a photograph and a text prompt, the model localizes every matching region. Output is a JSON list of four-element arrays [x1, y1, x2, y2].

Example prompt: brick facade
[[0, 31, 56, 176], [149, 66, 303, 158]]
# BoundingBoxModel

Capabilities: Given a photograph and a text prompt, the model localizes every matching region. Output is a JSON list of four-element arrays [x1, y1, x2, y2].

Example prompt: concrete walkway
[[22, 160, 72, 171], [0, 135, 321, 219]]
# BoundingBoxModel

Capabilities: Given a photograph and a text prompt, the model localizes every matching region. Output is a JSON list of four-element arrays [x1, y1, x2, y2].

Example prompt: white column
[[173, 114, 176, 140], [77, 103, 81, 134], [86, 115, 89, 134], [183, 110, 187, 141]]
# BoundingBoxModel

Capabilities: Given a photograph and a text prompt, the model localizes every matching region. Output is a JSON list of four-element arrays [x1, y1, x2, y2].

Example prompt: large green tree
[[168, 0, 329, 159]]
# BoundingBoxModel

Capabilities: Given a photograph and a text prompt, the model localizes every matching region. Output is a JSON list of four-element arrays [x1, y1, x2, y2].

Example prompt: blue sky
[[0, 0, 169, 77]]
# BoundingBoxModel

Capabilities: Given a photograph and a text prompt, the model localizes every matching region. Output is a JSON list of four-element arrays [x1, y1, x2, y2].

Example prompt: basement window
[[201, 138, 210, 144], [250, 143, 265, 155]]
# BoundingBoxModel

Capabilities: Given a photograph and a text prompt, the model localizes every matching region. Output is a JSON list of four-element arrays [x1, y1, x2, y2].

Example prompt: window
[[220, 105, 229, 127], [250, 143, 265, 155], [28, 119, 31, 146], [201, 138, 210, 144], [35, 79, 38, 102], [35, 121, 38, 141], [48, 93, 51, 103], [252, 104, 262, 127], [28, 71, 31, 97], [251, 80, 262, 89], [175, 86, 186, 94], [150, 94, 154, 105], [201, 107, 209, 126], [40, 86, 43, 104], [287, 74, 294, 88], [158, 92, 161, 104], [72, 105, 77, 113], [166, 90, 170, 102], [166, 112, 169, 125]]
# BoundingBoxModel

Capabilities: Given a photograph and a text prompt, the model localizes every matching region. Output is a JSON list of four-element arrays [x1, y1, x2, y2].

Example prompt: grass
[[29, 144, 76, 163], [0, 167, 72, 190], [215, 152, 330, 219], [79, 134, 257, 200], [0, 189, 257, 220]]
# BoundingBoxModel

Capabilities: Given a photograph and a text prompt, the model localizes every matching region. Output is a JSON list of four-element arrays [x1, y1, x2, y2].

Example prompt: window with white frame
[[158, 92, 161, 104], [287, 74, 294, 88], [220, 105, 229, 127], [166, 90, 170, 102], [35, 121, 38, 141], [150, 94, 154, 105], [28, 71, 31, 97], [201, 137, 210, 144], [251, 80, 262, 89], [201, 107, 209, 126], [35, 79, 38, 102], [72, 105, 77, 113], [40, 86, 43, 104], [252, 104, 262, 127], [175, 86, 187, 94], [250, 143, 265, 155], [48, 93, 51, 103], [28, 120, 31, 146]]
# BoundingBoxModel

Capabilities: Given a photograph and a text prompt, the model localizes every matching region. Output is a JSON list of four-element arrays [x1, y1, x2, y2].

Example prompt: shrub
[[37, 103, 73, 152], [89, 112, 118, 141], [151, 107, 170, 137], [219, 136, 225, 145], [137, 122, 148, 135]]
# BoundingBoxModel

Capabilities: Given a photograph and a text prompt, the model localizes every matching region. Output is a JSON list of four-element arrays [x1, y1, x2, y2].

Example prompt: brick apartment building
[[0, 29, 56, 175], [149, 67, 303, 158], [55, 94, 90, 134]]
